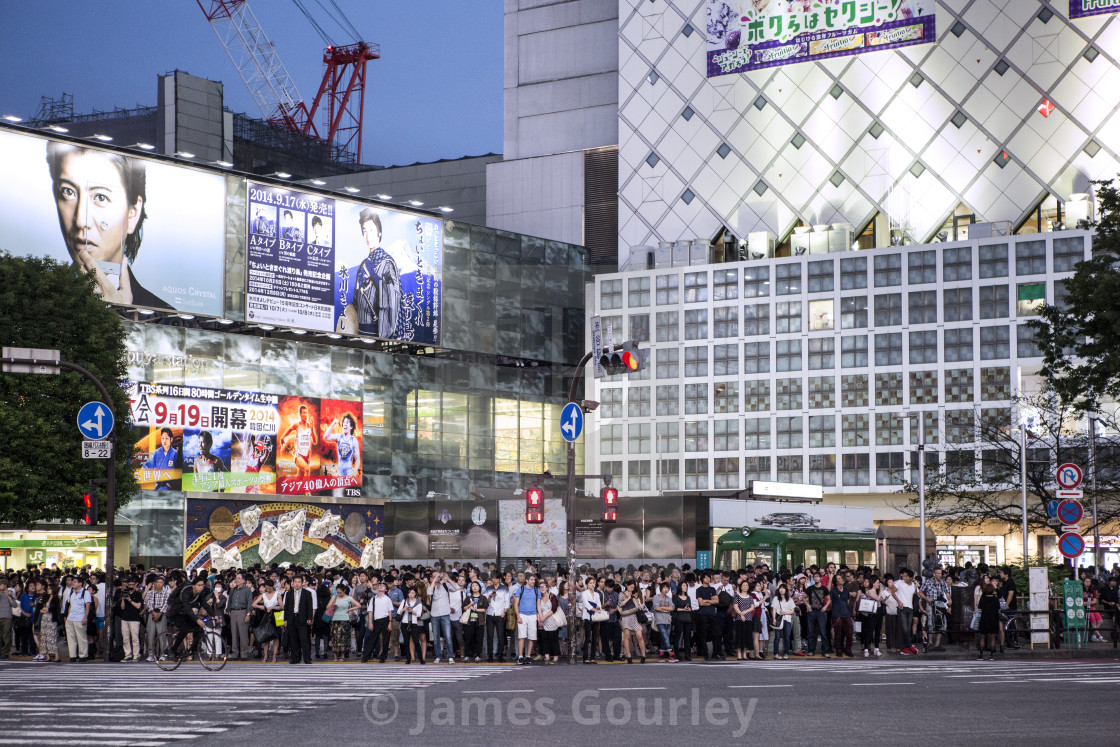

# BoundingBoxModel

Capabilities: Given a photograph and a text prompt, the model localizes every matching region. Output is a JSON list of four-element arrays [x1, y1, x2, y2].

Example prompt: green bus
[[715, 526, 877, 572]]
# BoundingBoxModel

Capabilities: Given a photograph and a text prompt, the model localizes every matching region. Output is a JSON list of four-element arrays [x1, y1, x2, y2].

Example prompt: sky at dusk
[[0, 1, 504, 167]]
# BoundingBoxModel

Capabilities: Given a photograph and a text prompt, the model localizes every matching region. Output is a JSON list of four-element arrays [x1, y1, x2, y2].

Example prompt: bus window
[[742, 550, 774, 568], [826, 551, 840, 565], [844, 550, 859, 566], [804, 549, 818, 567], [720, 550, 741, 571], [786, 553, 793, 570], [863, 551, 877, 567]]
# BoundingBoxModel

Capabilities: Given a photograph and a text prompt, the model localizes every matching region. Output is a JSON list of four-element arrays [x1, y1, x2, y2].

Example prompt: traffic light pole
[[564, 350, 593, 665]]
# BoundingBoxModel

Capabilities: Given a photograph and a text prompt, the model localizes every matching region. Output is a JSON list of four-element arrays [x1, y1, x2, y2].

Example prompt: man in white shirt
[[447, 573, 464, 661], [361, 583, 394, 663], [65, 577, 92, 661], [427, 571, 457, 663], [485, 573, 510, 663], [894, 569, 918, 655]]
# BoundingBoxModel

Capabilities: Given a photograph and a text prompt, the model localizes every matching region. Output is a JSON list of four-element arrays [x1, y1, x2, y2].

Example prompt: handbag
[[459, 609, 472, 625], [505, 604, 517, 631], [550, 608, 567, 628], [857, 598, 879, 615], [852, 620, 862, 633], [591, 610, 609, 623], [253, 617, 278, 643], [635, 608, 649, 625], [969, 610, 980, 631], [322, 603, 336, 623], [273, 610, 285, 627]]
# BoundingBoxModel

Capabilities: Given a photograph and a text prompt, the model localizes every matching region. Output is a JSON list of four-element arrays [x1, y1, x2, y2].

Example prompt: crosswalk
[[698, 658, 1120, 684], [0, 662, 516, 746]]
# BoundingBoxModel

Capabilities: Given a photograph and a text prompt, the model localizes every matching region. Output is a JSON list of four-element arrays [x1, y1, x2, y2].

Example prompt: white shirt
[[368, 594, 394, 621], [486, 585, 510, 616], [398, 599, 423, 624], [771, 597, 795, 622], [94, 582, 106, 617], [580, 588, 602, 621], [894, 579, 917, 609], [686, 584, 699, 611]]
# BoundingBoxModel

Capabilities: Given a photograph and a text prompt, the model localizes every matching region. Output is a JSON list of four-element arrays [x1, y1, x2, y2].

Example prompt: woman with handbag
[[652, 582, 675, 662], [580, 574, 604, 664], [770, 583, 794, 659], [36, 581, 61, 663], [327, 584, 359, 661], [536, 579, 561, 664], [463, 581, 489, 662], [731, 579, 754, 660], [398, 588, 426, 664], [749, 580, 767, 660], [252, 581, 282, 663], [882, 574, 903, 652], [856, 576, 884, 658], [672, 581, 693, 662], [618, 580, 647, 664]]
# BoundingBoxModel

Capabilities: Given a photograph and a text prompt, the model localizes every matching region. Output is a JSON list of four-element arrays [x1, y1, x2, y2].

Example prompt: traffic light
[[82, 491, 98, 525], [601, 485, 618, 523], [599, 341, 643, 376], [525, 485, 544, 524]]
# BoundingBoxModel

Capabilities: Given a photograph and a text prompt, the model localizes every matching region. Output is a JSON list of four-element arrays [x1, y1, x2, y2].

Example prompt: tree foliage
[[0, 254, 137, 525]]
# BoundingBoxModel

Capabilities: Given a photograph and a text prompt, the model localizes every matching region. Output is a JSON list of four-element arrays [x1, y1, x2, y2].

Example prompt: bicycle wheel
[[154, 631, 185, 672], [197, 628, 228, 671]]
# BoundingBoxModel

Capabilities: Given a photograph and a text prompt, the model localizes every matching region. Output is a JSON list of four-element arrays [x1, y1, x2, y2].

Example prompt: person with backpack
[[513, 573, 541, 665]]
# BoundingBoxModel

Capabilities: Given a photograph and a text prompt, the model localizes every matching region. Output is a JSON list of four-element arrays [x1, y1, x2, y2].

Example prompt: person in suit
[[284, 575, 314, 664]]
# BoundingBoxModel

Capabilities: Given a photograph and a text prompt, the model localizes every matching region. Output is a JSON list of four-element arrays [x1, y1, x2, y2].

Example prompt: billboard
[[706, 0, 935, 77], [1070, 0, 1120, 18], [127, 381, 362, 497], [184, 497, 384, 571], [0, 129, 226, 316], [246, 182, 443, 344], [709, 498, 874, 533]]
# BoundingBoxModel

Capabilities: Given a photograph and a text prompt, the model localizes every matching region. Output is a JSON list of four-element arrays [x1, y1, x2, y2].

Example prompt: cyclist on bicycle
[[168, 577, 210, 658]]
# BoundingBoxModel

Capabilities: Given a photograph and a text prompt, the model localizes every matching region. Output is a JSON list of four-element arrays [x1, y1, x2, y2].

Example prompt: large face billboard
[[246, 183, 443, 344], [127, 381, 362, 496], [706, 0, 935, 77], [0, 129, 226, 316]]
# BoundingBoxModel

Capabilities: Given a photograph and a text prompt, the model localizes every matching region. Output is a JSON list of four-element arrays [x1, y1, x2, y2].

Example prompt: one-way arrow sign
[[77, 401, 114, 441]]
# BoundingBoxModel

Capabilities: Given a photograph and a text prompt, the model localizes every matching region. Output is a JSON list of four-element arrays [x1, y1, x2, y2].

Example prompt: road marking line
[[851, 682, 914, 686], [461, 690, 536, 694], [598, 687, 666, 691], [728, 684, 793, 688]]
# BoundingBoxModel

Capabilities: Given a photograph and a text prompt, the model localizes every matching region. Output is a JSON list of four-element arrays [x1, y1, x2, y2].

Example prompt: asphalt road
[[1, 657, 1118, 745]]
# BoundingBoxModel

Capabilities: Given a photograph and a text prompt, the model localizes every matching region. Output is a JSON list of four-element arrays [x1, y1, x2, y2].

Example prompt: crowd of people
[[0, 559, 1116, 664]]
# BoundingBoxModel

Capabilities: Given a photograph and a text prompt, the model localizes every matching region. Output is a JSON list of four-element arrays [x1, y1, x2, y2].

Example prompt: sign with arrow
[[76, 401, 114, 441], [560, 401, 583, 443]]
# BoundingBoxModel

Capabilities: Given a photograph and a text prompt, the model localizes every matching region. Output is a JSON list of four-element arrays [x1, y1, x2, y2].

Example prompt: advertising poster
[[184, 497, 384, 571], [709, 498, 875, 532], [1070, 0, 1120, 18], [706, 0, 935, 77], [0, 129, 226, 315], [246, 182, 443, 344], [127, 381, 362, 496]]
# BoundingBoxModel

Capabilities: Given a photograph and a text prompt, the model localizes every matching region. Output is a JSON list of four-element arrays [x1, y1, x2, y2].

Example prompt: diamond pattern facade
[[618, 0, 1120, 250]]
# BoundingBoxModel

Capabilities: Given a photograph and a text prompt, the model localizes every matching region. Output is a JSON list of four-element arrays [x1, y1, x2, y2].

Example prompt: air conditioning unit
[[791, 227, 810, 256], [830, 223, 852, 253], [748, 231, 774, 260], [672, 240, 690, 267], [810, 224, 831, 254]]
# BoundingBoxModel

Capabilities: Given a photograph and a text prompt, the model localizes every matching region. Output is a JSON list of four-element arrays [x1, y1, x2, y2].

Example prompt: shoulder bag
[[550, 606, 567, 628], [857, 597, 879, 615], [591, 610, 609, 622], [505, 603, 517, 631], [459, 608, 472, 625]]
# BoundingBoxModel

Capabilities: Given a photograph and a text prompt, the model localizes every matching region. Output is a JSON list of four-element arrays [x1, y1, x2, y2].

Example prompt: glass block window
[[713, 306, 738, 337], [909, 411, 939, 444], [657, 458, 679, 491], [743, 379, 770, 412], [744, 303, 770, 335], [842, 414, 869, 447], [628, 276, 650, 307], [981, 450, 1011, 484], [979, 244, 1008, 278], [776, 455, 803, 483], [980, 407, 1011, 436], [945, 410, 974, 443], [743, 266, 770, 297], [713, 343, 738, 376], [600, 279, 623, 310], [628, 386, 650, 417], [875, 372, 903, 406], [1015, 240, 1046, 275], [909, 370, 938, 404], [600, 423, 622, 455], [655, 347, 678, 379], [684, 345, 708, 377], [808, 415, 836, 448], [684, 420, 708, 451], [1052, 236, 1084, 272], [909, 290, 937, 324], [601, 461, 622, 484], [684, 308, 708, 340], [808, 260, 834, 292], [775, 377, 802, 410], [685, 458, 708, 490], [944, 327, 973, 362], [775, 301, 802, 333], [775, 263, 802, 295], [684, 271, 708, 302], [777, 416, 803, 449], [1017, 325, 1041, 358], [943, 246, 972, 281], [909, 330, 937, 364], [874, 253, 902, 287], [743, 341, 770, 373], [655, 384, 679, 416], [841, 374, 868, 407], [1053, 280, 1071, 310], [656, 273, 679, 304], [841, 296, 868, 328], [979, 326, 1010, 359], [808, 337, 835, 370], [875, 332, 903, 366], [628, 422, 651, 453], [809, 453, 837, 487], [776, 339, 802, 372], [980, 285, 1009, 319], [874, 293, 903, 326], [744, 417, 770, 449], [876, 452, 905, 485], [876, 412, 903, 445], [713, 268, 738, 300], [946, 450, 976, 478], [840, 256, 867, 289], [744, 456, 771, 484], [597, 388, 622, 421], [628, 460, 651, 491], [809, 299, 834, 331], [980, 367, 1011, 400], [714, 457, 739, 489], [656, 311, 679, 342], [714, 381, 738, 413], [629, 313, 650, 343], [944, 287, 973, 322], [841, 335, 868, 368], [714, 419, 739, 451], [908, 250, 937, 284], [843, 453, 870, 485], [684, 382, 708, 414], [944, 368, 974, 403]]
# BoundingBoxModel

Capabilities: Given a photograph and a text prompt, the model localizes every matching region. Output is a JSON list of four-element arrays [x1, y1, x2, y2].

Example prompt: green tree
[[1029, 178, 1120, 411], [0, 254, 137, 525]]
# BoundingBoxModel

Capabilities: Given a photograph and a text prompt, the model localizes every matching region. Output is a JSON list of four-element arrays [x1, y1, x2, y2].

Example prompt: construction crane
[[195, 0, 379, 163]]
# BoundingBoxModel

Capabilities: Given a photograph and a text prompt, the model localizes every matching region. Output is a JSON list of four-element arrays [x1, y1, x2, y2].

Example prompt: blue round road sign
[[1058, 532, 1085, 560], [560, 401, 583, 443], [76, 401, 114, 440], [1046, 500, 1059, 519], [1057, 499, 1084, 525]]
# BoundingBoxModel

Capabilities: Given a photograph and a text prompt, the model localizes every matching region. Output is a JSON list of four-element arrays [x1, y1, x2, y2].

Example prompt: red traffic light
[[526, 486, 544, 524], [82, 492, 97, 525], [620, 351, 638, 370], [601, 486, 618, 523]]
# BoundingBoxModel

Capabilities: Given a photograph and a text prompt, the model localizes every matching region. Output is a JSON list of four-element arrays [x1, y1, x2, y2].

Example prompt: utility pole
[[918, 411, 926, 564], [1089, 416, 1101, 570]]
